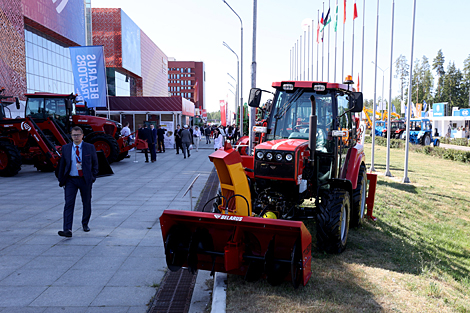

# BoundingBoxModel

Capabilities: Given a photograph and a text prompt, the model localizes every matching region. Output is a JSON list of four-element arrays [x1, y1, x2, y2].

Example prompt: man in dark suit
[[175, 124, 183, 154], [138, 123, 153, 162], [56, 126, 99, 237], [156, 125, 166, 153]]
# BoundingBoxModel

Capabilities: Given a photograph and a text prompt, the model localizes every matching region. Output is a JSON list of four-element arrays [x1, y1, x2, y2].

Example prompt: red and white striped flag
[[353, 0, 358, 20]]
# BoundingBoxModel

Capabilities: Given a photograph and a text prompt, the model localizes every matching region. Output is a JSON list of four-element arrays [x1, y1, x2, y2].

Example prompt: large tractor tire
[[86, 133, 120, 163], [316, 189, 350, 254], [351, 164, 367, 228], [422, 133, 431, 146], [0, 141, 22, 177]]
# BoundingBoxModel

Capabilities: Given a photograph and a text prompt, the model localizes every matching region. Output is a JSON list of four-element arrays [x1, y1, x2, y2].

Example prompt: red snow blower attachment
[[160, 210, 312, 288]]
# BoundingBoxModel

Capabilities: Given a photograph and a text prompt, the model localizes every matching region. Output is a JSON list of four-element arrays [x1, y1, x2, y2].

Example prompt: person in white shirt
[[193, 126, 201, 152], [120, 122, 131, 157], [213, 128, 224, 151]]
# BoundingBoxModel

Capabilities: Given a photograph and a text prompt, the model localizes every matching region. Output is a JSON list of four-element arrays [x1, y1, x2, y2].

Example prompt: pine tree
[[432, 49, 445, 101], [462, 55, 470, 108], [441, 62, 463, 108], [395, 55, 409, 104]]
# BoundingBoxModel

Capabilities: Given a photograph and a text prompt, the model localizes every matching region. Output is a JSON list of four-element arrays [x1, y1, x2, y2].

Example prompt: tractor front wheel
[[422, 133, 431, 146], [351, 164, 367, 228], [86, 133, 120, 163], [0, 141, 22, 177], [316, 189, 350, 254]]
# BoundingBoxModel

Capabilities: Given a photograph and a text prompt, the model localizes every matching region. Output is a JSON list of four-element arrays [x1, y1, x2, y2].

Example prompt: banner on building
[[69, 46, 107, 108]]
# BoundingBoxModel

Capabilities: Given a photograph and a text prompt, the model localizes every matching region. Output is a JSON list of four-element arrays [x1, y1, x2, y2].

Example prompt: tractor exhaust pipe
[[308, 95, 317, 165]]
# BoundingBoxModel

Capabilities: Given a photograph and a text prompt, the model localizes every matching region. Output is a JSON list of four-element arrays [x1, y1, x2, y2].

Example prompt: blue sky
[[92, 0, 469, 113]]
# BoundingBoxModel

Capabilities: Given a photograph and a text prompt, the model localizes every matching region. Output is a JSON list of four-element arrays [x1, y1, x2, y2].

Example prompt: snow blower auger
[[160, 142, 312, 288]]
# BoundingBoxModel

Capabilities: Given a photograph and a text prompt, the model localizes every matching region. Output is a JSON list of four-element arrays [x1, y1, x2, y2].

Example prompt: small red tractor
[[160, 78, 377, 288]]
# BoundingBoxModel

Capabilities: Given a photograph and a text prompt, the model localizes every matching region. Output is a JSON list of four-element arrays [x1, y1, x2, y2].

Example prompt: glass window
[[337, 94, 350, 130], [26, 97, 43, 117], [32, 32, 38, 45]]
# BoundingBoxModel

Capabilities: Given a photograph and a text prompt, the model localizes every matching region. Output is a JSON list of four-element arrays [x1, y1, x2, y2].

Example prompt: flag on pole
[[392, 103, 397, 113], [321, 8, 331, 32], [423, 100, 428, 112], [353, 0, 358, 20], [357, 73, 360, 91], [334, 1, 339, 32], [343, 0, 347, 24], [317, 20, 320, 43]]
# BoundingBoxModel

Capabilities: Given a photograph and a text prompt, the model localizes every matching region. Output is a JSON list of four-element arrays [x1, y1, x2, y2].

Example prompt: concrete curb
[[211, 272, 227, 313]]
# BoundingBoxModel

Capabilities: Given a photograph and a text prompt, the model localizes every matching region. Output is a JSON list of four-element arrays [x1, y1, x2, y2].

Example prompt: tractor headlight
[[266, 152, 273, 161], [275, 153, 283, 161], [285, 153, 293, 162], [256, 151, 264, 160]]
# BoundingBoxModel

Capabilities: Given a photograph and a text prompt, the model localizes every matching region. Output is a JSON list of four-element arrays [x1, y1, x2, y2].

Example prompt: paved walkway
[[0, 136, 217, 312], [440, 143, 470, 151]]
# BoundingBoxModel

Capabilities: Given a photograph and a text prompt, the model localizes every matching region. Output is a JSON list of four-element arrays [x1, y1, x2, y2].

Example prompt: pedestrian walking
[[175, 124, 183, 154], [56, 126, 99, 237], [214, 128, 224, 151], [226, 125, 234, 143], [156, 125, 166, 153], [193, 126, 201, 151], [120, 122, 131, 158], [149, 124, 157, 162], [205, 125, 211, 144], [181, 125, 192, 159]]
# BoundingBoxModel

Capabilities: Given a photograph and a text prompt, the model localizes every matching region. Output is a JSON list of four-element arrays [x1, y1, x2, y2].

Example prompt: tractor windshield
[[268, 90, 333, 152]]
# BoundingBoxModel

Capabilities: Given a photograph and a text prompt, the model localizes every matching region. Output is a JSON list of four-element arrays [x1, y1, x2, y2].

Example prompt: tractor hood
[[255, 138, 308, 152]]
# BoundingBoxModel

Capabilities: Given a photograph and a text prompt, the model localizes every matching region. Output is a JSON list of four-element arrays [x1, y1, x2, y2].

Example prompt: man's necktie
[[75, 146, 83, 177]]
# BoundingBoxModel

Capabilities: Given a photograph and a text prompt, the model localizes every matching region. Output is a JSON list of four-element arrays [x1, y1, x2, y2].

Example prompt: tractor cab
[[0, 88, 20, 120], [247, 79, 364, 219], [25, 93, 73, 131]]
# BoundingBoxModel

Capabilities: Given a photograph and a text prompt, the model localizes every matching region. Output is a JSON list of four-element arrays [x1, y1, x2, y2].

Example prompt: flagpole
[[322, 2, 324, 81], [300, 35, 302, 80], [385, 0, 395, 177], [317, 10, 319, 80], [296, 40, 298, 79], [403, 0, 416, 184], [361, 0, 365, 93], [308, 26, 310, 80], [304, 30, 306, 80], [351, 3, 355, 77], [312, 19, 315, 80], [371, 0, 379, 172], [334, 0, 338, 82], [342, 1, 345, 80], [327, 0, 330, 82]]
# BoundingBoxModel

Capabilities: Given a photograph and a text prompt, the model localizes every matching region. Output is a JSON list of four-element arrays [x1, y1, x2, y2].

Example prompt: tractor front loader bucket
[[160, 209, 312, 288], [96, 150, 114, 177]]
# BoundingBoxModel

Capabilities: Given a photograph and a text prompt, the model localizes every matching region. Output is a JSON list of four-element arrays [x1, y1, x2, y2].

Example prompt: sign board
[[433, 103, 446, 117], [161, 121, 174, 149]]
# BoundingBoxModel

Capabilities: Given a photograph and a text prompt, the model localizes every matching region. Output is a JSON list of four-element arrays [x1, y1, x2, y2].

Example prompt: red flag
[[193, 79, 199, 104], [317, 21, 320, 43], [343, 0, 347, 23], [357, 73, 360, 91], [353, 0, 358, 20]]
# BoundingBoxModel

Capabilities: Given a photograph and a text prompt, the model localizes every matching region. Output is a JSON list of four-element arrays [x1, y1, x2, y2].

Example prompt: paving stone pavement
[[0, 137, 217, 313]]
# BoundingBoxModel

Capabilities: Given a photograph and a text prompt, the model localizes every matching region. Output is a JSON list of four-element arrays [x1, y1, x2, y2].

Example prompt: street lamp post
[[223, 0, 243, 136], [223, 42, 239, 130], [227, 72, 238, 122]]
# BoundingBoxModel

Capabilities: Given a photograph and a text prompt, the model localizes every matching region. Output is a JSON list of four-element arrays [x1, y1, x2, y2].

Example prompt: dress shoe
[[145, 160, 149, 163], [83, 225, 90, 232], [58, 230, 72, 237]]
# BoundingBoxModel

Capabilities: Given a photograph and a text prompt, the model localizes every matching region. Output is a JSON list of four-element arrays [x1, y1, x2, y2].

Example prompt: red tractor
[[24, 93, 141, 163], [160, 78, 377, 287]]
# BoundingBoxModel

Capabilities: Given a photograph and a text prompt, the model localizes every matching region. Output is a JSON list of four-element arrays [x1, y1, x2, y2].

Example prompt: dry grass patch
[[226, 143, 470, 313]]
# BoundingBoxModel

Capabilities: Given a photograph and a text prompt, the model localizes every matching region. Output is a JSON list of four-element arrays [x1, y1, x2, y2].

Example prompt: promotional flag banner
[[344, 0, 347, 24], [220, 100, 227, 126], [353, 0, 358, 20], [69, 46, 107, 108], [357, 73, 360, 91], [423, 100, 428, 112], [321, 8, 331, 32], [392, 104, 397, 113], [334, 1, 339, 32]]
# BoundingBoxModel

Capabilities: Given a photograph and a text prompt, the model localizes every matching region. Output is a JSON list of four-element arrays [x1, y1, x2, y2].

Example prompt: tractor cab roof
[[25, 93, 76, 99], [272, 81, 356, 92]]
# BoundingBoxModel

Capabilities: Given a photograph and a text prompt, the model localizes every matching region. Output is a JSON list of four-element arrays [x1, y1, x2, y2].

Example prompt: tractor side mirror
[[349, 92, 363, 112], [248, 88, 262, 108], [15, 97, 20, 110]]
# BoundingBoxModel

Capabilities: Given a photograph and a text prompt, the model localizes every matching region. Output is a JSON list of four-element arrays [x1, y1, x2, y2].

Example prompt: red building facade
[[168, 60, 205, 110]]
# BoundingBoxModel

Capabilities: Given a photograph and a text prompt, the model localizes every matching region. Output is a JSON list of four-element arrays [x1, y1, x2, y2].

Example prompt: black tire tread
[[351, 164, 367, 228], [85, 133, 120, 163], [316, 189, 350, 254], [0, 141, 22, 177]]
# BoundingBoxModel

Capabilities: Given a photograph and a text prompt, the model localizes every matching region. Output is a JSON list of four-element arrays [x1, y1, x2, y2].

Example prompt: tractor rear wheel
[[351, 165, 367, 228], [86, 133, 120, 163], [0, 141, 22, 177], [316, 189, 350, 254], [422, 133, 431, 146]]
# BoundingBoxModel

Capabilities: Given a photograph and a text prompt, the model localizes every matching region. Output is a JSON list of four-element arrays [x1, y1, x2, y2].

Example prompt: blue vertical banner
[[69, 46, 107, 108]]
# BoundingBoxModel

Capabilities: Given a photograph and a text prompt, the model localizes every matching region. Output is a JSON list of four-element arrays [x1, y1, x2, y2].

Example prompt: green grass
[[226, 143, 470, 313]]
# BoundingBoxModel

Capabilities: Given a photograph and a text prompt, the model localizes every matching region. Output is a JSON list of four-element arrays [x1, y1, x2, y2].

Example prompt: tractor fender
[[345, 144, 365, 190], [327, 178, 353, 209]]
